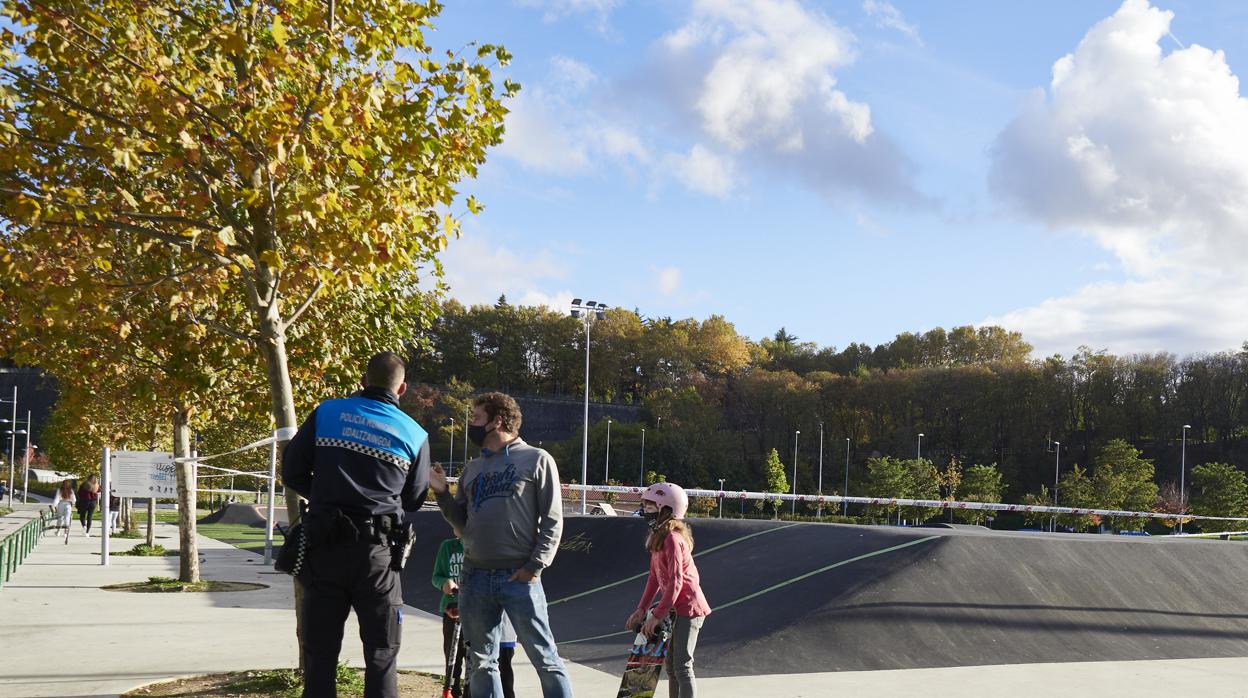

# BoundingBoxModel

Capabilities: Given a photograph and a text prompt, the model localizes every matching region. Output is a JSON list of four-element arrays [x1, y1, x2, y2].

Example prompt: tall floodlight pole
[[791, 430, 801, 515], [571, 299, 608, 514], [917, 432, 924, 460], [718, 478, 726, 519], [817, 422, 825, 519], [1052, 441, 1061, 533], [1180, 424, 1191, 533]]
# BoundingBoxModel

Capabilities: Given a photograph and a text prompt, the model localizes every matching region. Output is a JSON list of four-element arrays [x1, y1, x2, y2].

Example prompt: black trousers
[[302, 540, 402, 698], [78, 502, 96, 530]]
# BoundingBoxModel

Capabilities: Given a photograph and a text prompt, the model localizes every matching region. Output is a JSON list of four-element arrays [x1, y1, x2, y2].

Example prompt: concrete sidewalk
[[0, 505, 618, 697], [4, 502, 1248, 697]]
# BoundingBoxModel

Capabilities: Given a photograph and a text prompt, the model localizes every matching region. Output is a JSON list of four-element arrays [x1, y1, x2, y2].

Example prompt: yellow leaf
[[217, 226, 236, 246], [272, 15, 288, 48], [259, 250, 283, 269], [223, 32, 247, 55], [119, 188, 139, 208]]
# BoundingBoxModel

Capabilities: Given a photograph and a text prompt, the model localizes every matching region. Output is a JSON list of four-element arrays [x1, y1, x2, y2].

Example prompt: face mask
[[467, 423, 494, 447], [640, 509, 659, 524]]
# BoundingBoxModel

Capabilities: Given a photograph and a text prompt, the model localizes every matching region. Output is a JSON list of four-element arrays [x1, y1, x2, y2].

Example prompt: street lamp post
[[844, 437, 851, 516], [22, 440, 36, 505], [1, 386, 15, 507], [571, 298, 608, 514], [817, 422, 824, 519], [791, 430, 801, 516], [718, 478, 726, 519], [447, 417, 455, 477], [1052, 441, 1061, 533], [917, 432, 925, 460], [639, 428, 646, 486], [1180, 424, 1191, 533], [604, 417, 612, 485]]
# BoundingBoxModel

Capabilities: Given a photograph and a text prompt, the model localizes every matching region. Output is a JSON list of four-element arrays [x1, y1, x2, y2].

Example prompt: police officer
[[283, 351, 432, 698]]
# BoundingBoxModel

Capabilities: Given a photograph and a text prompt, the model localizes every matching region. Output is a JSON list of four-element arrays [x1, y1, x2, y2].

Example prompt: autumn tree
[[763, 447, 787, 519], [0, 0, 513, 494], [957, 463, 1004, 525], [1190, 462, 1248, 532]]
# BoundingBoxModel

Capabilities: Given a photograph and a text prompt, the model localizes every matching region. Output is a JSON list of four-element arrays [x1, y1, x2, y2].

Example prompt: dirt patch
[[125, 669, 442, 697], [102, 576, 267, 593]]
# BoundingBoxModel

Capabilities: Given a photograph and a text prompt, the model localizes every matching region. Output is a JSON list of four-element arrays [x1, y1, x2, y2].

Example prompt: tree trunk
[[255, 294, 304, 666], [173, 408, 199, 582]]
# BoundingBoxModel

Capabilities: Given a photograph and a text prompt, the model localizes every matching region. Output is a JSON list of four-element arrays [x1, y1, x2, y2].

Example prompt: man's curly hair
[[473, 392, 523, 433]]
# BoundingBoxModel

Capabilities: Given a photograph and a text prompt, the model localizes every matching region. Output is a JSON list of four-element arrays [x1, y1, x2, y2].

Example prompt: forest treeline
[[404, 298, 1248, 524]]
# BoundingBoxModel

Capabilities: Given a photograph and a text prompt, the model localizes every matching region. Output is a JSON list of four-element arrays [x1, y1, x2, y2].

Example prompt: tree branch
[[191, 312, 259, 343], [0, 66, 160, 140], [282, 278, 324, 329]]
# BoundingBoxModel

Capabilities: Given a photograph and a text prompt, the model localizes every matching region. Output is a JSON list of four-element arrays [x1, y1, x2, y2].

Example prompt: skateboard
[[616, 612, 674, 698]]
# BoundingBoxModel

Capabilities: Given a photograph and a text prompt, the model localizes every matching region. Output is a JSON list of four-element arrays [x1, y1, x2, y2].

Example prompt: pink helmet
[[642, 482, 689, 520]]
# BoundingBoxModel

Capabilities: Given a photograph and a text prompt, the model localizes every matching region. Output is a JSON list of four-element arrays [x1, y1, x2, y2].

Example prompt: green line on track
[[548, 523, 802, 607], [557, 534, 939, 645], [711, 535, 939, 612]]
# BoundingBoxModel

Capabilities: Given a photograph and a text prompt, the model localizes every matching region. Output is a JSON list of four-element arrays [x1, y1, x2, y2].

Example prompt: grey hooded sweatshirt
[[436, 438, 564, 575]]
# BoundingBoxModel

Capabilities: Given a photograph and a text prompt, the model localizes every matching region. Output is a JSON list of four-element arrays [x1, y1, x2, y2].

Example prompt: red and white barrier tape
[[558, 483, 1248, 522]]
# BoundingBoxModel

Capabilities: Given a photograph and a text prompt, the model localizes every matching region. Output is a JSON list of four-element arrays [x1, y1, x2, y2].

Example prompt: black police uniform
[[283, 385, 431, 698]]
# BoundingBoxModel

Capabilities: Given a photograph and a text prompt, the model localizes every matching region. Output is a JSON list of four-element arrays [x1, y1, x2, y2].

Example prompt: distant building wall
[[513, 394, 640, 443], [0, 366, 58, 453]]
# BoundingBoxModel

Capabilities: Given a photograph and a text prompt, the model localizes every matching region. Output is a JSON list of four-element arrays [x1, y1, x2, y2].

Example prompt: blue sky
[[429, 0, 1248, 357]]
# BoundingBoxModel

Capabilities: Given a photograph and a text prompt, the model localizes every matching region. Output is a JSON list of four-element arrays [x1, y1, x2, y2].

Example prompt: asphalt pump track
[[400, 511, 1248, 677]]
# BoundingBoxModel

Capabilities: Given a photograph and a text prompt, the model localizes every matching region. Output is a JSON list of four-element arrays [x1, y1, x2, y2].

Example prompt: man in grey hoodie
[[429, 392, 573, 698]]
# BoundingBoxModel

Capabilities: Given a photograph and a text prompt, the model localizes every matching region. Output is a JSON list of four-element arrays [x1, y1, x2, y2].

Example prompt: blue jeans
[[459, 567, 574, 698]]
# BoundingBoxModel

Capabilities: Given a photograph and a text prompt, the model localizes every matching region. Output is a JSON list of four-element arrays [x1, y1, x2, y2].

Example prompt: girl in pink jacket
[[624, 482, 711, 698]]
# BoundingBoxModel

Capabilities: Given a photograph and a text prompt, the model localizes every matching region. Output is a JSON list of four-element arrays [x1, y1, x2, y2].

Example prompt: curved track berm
[[400, 511, 1248, 677]]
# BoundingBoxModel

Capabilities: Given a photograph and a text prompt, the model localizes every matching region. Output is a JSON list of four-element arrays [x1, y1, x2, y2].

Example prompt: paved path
[[0, 505, 617, 697], [4, 504, 1248, 697]]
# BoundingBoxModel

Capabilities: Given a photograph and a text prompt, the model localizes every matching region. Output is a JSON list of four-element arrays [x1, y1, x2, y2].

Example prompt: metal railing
[[0, 510, 51, 589]]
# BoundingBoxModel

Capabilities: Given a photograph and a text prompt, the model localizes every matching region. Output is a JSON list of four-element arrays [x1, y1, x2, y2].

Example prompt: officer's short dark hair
[[474, 392, 522, 433], [365, 352, 406, 391]]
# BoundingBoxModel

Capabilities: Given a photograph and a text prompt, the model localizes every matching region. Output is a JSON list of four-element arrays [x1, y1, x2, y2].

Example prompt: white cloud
[[665, 144, 736, 198], [988, 0, 1248, 355], [862, 0, 922, 45], [502, 0, 921, 203], [498, 92, 593, 174], [496, 57, 649, 175], [672, 0, 866, 149], [985, 274, 1248, 357], [656, 266, 682, 295], [440, 234, 571, 310], [645, 0, 922, 203], [550, 55, 599, 93]]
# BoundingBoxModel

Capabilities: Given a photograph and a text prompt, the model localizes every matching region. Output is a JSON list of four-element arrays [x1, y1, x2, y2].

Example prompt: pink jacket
[[635, 530, 711, 619]]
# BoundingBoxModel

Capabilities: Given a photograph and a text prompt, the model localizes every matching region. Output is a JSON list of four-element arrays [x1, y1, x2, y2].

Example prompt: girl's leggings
[[666, 614, 705, 698], [79, 502, 96, 531]]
